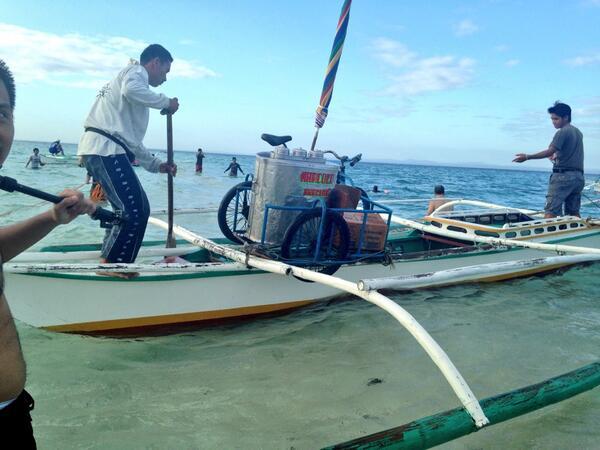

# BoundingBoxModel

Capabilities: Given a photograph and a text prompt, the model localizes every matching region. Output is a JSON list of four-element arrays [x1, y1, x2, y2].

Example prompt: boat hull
[[6, 231, 600, 333]]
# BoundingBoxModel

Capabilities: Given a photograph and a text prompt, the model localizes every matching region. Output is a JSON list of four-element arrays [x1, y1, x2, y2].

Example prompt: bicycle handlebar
[[322, 150, 362, 167]]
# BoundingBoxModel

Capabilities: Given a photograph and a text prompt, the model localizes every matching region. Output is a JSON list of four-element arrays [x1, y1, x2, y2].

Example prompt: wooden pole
[[166, 113, 176, 248], [310, 127, 320, 151]]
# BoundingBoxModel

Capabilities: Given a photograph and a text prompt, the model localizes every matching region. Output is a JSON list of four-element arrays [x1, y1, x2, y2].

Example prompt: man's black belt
[[84, 127, 136, 163], [552, 167, 583, 174]]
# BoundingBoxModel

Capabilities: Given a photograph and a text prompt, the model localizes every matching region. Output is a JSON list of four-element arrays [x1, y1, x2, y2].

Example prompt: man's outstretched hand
[[513, 153, 527, 163]]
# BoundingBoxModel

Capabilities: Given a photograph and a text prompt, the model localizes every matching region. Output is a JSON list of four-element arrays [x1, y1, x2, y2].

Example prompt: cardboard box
[[341, 212, 388, 252], [327, 185, 362, 209]]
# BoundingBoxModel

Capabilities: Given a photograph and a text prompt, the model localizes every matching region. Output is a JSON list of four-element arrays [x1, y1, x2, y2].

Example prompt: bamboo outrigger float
[[324, 362, 600, 449]]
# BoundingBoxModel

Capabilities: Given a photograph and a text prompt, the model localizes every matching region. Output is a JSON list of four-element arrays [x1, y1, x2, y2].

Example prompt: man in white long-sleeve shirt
[[78, 44, 179, 277]]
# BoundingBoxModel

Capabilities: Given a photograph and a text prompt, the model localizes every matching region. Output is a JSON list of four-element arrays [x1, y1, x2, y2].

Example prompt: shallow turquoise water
[[3, 141, 600, 449]]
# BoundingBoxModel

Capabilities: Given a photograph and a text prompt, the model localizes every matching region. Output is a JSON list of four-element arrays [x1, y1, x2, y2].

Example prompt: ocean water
[[2, 140, 600, 449]]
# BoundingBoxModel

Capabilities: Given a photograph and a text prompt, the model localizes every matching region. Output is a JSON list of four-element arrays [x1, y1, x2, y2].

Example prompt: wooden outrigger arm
[[147, 217, 490, 428]]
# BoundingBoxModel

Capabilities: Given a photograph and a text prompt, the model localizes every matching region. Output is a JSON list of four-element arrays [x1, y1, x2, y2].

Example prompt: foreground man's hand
[[51, 189, 97, 224]]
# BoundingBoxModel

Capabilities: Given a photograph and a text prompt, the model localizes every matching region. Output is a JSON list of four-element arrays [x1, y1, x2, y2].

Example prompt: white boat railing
[[389, 214, 600, 255], [4, 261, 247, 274], [379, 197, 463, 205], [146, 216, 490, 428], [430, 199, 539, 217]]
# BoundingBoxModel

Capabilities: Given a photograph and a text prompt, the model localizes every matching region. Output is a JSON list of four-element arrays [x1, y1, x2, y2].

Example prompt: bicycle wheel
[[280, 209, 350, 277], [217, 181, 253, 243]]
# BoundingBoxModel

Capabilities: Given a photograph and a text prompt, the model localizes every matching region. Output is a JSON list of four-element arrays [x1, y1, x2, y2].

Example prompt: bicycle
[[217, 134, 391, 276]]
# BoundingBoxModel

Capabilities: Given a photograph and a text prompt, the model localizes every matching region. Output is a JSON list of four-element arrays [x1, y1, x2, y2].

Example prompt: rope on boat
[[150, 207, 219, 216], [146, 216, 490, 428]]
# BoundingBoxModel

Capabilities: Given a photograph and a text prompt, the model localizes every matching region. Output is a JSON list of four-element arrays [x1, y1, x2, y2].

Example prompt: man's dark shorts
[[0, 390, 36, 449], [545, 172, 585, 216]]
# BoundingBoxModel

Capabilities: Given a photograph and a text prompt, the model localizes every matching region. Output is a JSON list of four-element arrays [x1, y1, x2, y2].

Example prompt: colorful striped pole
[[311, 0, 352, 151]]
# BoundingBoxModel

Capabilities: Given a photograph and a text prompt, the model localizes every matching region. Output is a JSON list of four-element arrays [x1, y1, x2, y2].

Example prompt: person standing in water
[[0, 58, 96, 448], [195, 148, 205, 173], [224, 157, 243, 177], [25, 148, 44, 169]]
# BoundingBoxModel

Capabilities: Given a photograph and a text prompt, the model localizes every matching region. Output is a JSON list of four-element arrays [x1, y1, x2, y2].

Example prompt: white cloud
[[371, 38, 416, 68], [505, 59, 520, 67], [372, 38, 475, 96], [564, 53, 600, 66], [0, 23, 217, 88], [454, 19, 479, 37]]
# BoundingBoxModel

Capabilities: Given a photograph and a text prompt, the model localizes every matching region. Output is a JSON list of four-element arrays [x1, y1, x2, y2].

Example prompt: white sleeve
[[122, 70, 170, 110], [131, 143, 163, 173]]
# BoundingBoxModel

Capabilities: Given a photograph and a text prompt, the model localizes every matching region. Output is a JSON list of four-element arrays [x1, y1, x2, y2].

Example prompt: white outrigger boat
[[40, 153, 80, 165], [5, 198, 600, 334]]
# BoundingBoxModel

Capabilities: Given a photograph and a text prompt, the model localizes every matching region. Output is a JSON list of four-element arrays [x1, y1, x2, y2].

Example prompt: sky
[[1, 0, 600, 169]]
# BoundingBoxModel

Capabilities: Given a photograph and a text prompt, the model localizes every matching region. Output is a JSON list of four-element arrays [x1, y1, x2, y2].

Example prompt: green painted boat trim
[[39, 238, 234, 252], [22, 268, 266, 282], [323, 361, 600, 450]]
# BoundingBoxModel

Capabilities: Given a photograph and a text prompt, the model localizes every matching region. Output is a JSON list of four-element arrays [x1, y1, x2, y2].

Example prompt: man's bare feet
[[162, 256, 188, 264], [96, 258, 139, 279]]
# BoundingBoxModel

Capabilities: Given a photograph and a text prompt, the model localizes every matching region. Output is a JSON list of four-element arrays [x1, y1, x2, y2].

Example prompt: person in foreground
[[77, 44, 179, 278], [513, 102, 584, 218], [0, 59, 96, 448], [25, 148, 44, 169], [426, 185, 452, 215], [224, 157, 243, 177]]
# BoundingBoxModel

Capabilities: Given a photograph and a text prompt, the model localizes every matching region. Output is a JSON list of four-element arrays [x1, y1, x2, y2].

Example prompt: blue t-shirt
[[49, 142, 61, 154]]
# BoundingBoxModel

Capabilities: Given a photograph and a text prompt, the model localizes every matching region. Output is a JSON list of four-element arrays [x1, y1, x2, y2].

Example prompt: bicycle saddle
[[261, 134, 292, 147]]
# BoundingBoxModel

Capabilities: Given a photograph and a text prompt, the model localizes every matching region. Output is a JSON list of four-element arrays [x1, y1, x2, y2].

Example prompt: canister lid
[[272, 146, 290, 159], [292, 148, 307, 159], [309, 150, 324, 160]]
